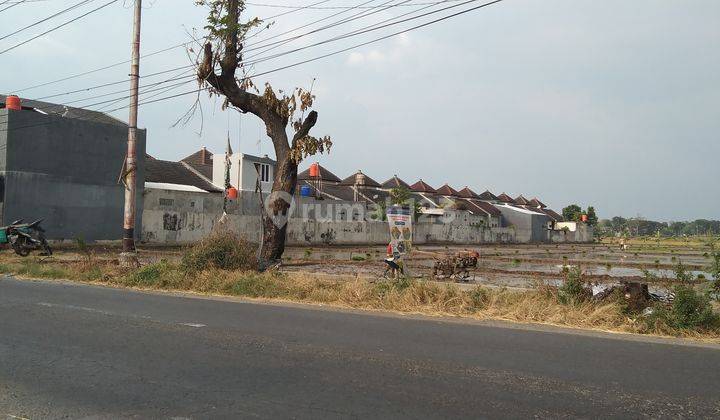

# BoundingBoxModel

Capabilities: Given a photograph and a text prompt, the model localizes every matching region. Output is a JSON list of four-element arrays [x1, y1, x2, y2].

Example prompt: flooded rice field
[[281, 242, 715, 289]]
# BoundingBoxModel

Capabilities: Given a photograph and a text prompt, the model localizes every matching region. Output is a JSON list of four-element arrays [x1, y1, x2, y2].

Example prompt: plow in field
[[411, 249, 480, 282]]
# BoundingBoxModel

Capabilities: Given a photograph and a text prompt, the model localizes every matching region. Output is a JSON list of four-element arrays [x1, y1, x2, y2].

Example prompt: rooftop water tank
[[5, 95, 21, 111]]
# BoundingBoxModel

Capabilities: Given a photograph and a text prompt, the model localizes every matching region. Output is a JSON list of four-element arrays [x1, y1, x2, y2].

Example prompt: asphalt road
[[2, 277, 720, 419]]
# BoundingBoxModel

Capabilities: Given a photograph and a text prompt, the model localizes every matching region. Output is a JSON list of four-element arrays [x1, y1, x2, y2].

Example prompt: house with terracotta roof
[[478, 190, 498, 202], [496, 193, 515, 204], [381, 175, 411, 190], [181, 147, 214, 180]]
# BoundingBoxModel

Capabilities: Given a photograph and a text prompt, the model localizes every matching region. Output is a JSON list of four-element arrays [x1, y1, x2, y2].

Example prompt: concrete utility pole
[[120, 0, 142, 267]]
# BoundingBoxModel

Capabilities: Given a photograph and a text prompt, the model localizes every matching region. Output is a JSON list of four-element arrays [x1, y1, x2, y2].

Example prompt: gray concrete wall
[[551, 223, 594, 243], [141, 188, 518, 246], [495, 205, 552, 243], [0, 109, 145, 241]]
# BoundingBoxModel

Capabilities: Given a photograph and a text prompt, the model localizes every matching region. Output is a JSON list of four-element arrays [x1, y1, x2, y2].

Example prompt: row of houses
[[143, 145, 589, 244], [1, 95, 591, 244]]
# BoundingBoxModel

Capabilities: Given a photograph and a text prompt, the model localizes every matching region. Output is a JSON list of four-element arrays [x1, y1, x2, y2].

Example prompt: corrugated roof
[[340, 171, 381, 188], [478, 190, 497, 201], [410, 179, 437, 194], [436, 184, 459, 196], [298, 164, 342, 183], [146, 158, 222, 193], [181, 147, 214, 180], [381, 175, 410, 189], [1, 94, 127, 127]]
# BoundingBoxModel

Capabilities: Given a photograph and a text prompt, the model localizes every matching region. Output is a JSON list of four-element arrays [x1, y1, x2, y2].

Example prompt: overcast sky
[[2, 0, 718, 221]]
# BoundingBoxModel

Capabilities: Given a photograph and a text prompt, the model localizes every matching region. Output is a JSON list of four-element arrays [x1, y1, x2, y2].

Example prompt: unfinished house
[[0, 95, 145, 241]]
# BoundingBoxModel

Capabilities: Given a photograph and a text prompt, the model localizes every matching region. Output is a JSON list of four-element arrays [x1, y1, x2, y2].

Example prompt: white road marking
[[179, 323, 206, 328], [37, 302, 114, 316]]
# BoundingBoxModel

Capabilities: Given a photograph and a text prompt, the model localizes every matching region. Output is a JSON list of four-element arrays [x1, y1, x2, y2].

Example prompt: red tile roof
[[540, 208, 563, 222], [478, 190, 497, 201], [529, 197, 546, 208], [497, 192, 514, 203], [181, 147, 213, 180], [381, 175, 411, 190], [410, 179, 437, 194], [436, 184, 459, 196], [298, 164, 342, 183], [457, 186, 480, 199], [514, 195, 530, 205], [340, 170, 381, 188], [469, 199, 502, 217]]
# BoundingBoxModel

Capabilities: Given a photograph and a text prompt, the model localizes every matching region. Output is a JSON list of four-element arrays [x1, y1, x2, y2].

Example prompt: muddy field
[[10, 239, 716, 291], [280, 241, 715, 289]]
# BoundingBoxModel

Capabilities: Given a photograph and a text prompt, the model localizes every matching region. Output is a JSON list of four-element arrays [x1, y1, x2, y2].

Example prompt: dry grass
[[1, 251, 719, 341]]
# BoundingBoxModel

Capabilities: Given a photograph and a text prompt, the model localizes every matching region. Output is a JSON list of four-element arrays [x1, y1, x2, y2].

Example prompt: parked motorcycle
[[0, 219, 53, 257]]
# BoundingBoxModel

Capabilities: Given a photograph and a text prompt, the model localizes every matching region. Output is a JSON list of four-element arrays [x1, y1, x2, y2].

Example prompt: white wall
[[211, 153, 274, 192]]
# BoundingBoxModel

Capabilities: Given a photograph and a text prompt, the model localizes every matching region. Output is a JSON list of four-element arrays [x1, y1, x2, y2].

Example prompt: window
[[159, 198, 174, 206], [260, 163, 270, 182]]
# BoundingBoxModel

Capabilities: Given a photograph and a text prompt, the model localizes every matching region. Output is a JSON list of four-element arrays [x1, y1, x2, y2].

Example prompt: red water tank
[[227, 187, 238, 200], [309, 162, 320, 178], [5, 95, 21, 111]]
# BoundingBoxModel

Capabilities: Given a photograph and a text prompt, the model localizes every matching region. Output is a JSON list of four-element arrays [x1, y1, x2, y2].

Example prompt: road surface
[[1, 276, 719, 419]]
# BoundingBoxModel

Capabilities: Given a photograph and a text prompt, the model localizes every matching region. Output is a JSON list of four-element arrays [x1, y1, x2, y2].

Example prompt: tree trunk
[[260, 153, 298, 266]]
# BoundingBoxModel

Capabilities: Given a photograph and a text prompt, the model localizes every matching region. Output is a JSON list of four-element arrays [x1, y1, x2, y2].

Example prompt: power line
[[10, 0, 392, 98], [1, 0, 506, 134], [0, 0, 97, 42], [5, 0, 453, 110], [8, 0, 333, 93], [0, 0, 120, 55], [4, 0, 485, 122], [0, 0, 29, 13], [18, 0, 429, 101]]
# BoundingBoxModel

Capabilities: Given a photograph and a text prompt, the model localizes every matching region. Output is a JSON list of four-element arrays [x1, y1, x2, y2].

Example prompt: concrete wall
[[141, 188, 519, 246], [551, 223, 594, 243], [495, 204, 552, 243], [0, 109, 145, 241]]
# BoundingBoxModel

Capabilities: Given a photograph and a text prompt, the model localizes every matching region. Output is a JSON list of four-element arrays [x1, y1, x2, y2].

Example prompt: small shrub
[[512, 258, 521, 266], [126, 261, 174, 286], [673, 260, 693, 285], [351, 255, 366, 261], [646, 286, 719, 331], [304, 249, 313, 260], [181, 231, 257, 273], [605, 263, 612, 271], [558, 266, 589, 305]]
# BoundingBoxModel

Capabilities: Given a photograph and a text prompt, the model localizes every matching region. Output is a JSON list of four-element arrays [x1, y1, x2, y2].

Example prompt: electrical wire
[[0, 0, 505, 134], [0, 0, 120, 55]]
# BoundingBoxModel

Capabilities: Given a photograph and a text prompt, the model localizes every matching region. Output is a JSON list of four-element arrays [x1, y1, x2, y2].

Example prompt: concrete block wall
[[0, 109, 145, 241], [141, 188, 591, 246]]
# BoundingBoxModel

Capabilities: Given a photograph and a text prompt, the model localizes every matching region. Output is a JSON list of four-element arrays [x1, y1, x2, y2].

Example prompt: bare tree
[[195, 0, 331, 266]]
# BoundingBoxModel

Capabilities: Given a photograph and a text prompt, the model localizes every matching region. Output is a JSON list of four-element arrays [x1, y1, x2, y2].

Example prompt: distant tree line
[[595, 217, 720, 237]]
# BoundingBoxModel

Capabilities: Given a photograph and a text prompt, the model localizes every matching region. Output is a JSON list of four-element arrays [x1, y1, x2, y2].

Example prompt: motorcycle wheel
[[11, 236, 31, 257]]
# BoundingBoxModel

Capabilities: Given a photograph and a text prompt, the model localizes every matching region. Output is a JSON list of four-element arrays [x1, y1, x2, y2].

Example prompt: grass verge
[[1, 251, 719, 342]]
